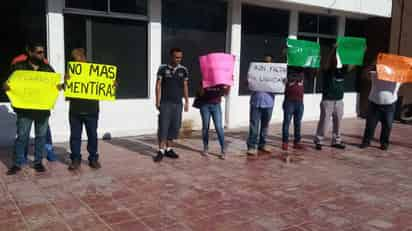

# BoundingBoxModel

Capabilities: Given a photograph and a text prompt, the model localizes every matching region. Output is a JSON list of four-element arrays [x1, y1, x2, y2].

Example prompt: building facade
[[0, 0, 393, 145]]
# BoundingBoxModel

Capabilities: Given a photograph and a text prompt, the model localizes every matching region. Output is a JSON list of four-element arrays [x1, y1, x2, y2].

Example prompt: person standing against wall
[[246, 54, 275, 156], [154, 48, 189, 162], [314, 48, 351, 150], [281, 67, 306, 150], [196, 84, 230, 159], [359, 62, 401, 151], [65, 48, 103, 170], [10, 46, 57, 163], [3, 42, 58, 175]]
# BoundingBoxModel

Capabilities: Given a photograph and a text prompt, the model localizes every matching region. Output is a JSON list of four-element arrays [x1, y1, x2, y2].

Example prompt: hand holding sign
[[200, 53, 235, 88], [337, 36, 366, 65], [248, 63, 287, 93], [65, 62, 117, 101], [287, 39, 320, 68], [6, 70, 61, 110], [377, 53, 412, 83]]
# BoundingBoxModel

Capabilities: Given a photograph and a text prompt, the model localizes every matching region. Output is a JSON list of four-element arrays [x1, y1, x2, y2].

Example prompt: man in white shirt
[[360, 67, 401, 150]]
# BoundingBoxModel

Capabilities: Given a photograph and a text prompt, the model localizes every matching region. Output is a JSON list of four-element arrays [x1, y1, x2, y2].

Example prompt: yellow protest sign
[[6, 70, 61, 110], [64, 62, 117, 101]]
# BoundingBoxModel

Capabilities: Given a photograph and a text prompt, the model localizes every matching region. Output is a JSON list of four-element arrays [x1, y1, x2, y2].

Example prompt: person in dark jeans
[[282, 67, 305, 150], [153, 48, 189, 162], [360, 66, 401, 150], [197, 84, 230, 159], [10, 48, 57, 163], [3, 42, 60, 175], [246, 54, 275, 156], [66, 48, 102, 170]]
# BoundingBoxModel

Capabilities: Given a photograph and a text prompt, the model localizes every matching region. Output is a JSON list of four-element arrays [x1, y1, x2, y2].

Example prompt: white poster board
[[247, 62, 287, 93]]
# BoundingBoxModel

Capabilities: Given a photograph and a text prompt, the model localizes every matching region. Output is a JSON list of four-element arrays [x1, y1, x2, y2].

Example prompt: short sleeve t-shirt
[[368, 71, 401, 105], [157, 64, 189, 103]]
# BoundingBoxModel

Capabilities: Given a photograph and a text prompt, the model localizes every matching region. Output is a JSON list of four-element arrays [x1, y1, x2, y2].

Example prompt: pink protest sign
[[199, 53, 235, 88]]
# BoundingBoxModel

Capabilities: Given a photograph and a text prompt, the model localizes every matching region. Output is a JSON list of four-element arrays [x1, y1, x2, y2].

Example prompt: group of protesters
[[1, 40, 401, 174]]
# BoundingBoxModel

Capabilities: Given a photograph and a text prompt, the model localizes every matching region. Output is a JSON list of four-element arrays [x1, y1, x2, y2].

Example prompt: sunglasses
[[35, 50, 45, 54]]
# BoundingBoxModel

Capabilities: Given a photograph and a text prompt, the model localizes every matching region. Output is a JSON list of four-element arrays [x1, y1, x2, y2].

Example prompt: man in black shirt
[[66, 48, 102, 170], [3, 42, 59, 174], [153, 48, 189, 162]]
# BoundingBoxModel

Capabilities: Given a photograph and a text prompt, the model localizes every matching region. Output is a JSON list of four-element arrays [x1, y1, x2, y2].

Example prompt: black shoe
[[153, 151, 164, 162], [68, 159, 81, 171], [7, 166, 21, 175], [165, 149, 179, 159], [89, 160, 101, 169], [33, 163, 46, 173], [332, 143, 346, 149], [315, 144, 322, 150], [359, 142, 370, 149], [380, 144, 389, 151]]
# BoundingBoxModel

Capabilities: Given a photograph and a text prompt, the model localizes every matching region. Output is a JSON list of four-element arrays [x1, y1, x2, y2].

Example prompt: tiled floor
[[0, 118, 412, 231]]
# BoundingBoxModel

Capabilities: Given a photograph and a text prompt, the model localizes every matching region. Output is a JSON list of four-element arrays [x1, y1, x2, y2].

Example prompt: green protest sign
[[287, 38, 320, 68], [337, 36, 366, 65]]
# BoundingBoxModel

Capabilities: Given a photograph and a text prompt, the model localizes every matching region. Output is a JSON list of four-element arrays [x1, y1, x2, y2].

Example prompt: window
[[240, 5, 290, 95], [345, 18, 368, 92], [345, 19, 366, 37], [66, 0, 147, 15], [65, 15, 148, 99], [298, 13, 337, 93], [162, 0, 227, 96], [111, 0, 147, 15], [0, 1, 47, 102], [299, 13, 337, 35], [66, 0, 108, 11]]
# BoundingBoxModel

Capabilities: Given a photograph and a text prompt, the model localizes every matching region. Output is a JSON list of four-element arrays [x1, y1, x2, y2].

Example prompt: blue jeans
[[200, 104, 225, 152], [69, 114, 99, 161], [247, 106, 273, 149], [282, 100, 304, 143], [22, 125, 55, 164], [14, 115, 49, 166]]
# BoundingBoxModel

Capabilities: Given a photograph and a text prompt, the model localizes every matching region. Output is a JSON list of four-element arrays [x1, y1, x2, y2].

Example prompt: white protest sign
[[247, 63, 287, 93]]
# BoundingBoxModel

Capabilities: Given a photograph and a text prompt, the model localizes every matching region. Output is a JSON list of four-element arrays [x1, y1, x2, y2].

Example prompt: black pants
[[362, 101, 395, 146]]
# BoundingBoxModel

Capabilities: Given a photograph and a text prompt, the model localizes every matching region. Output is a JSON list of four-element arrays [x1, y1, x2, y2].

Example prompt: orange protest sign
[[376, 53, 412, 83]]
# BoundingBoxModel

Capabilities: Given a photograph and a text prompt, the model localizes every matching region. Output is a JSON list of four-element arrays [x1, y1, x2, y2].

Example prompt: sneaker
[[6, 166, 22, 175], [258, 146, 271, 153], [359, 142, 370, 149], [282, 143, 288, 151], [380, 143, 389, 151], [153, 151, 164, 162], [219, 152, 226, 160], [165, 149, 179, 159], [293, 143, 305, 150], [45, 144, 58, 162], [88, 160, 101, 169], [201, 150, 208, 156], [247, 148, 258, 156], [68, 159, 81, 171], [315, 143, 322, 150], [33, 163, 46, 173], [331, 143, 346, 149]]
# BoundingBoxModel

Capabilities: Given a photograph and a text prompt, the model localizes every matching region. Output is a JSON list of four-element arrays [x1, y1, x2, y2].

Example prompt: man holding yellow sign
[[64, 48, 117, 171], [2, 42, 62, 175]]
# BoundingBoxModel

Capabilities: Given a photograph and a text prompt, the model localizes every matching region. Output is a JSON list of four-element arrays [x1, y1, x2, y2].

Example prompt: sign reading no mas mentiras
[[248, 63, 287, 93], [65, 62, 117, 101]]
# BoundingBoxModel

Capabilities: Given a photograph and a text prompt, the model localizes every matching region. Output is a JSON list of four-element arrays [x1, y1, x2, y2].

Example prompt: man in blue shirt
[[247, 54, 275, 156]]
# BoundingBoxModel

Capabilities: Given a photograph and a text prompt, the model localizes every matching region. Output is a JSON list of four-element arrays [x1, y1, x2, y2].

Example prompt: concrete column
[[148, 0, 162, 99], [225, 0, 242, 129]]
